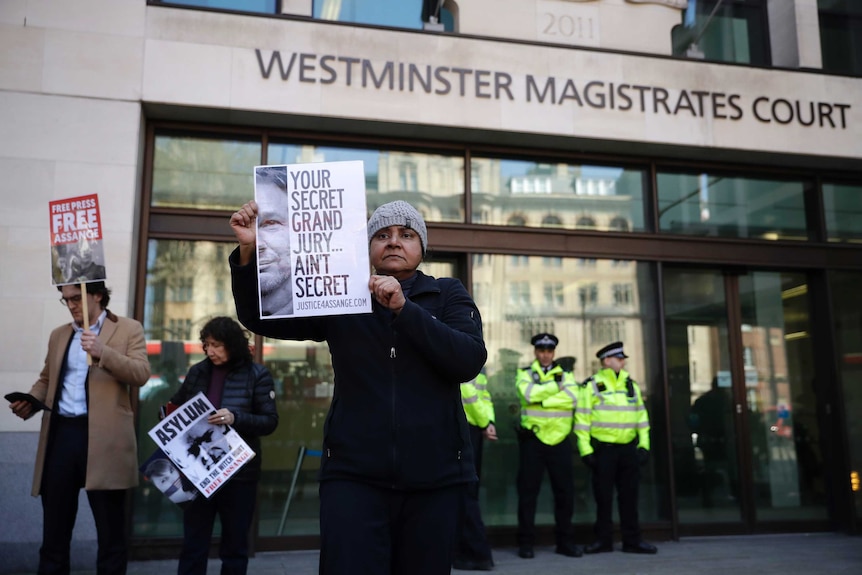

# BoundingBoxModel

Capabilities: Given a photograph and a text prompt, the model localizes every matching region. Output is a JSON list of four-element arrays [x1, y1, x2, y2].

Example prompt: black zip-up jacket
[[170, 358, 278, 482], [230, 248, 487, 490]]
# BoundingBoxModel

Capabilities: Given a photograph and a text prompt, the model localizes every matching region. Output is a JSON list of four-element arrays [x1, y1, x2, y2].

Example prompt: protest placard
[[254, 160, 372, 318], [139, 448, 199, 508], [49, 194, 107, 285], [147, 392, 256, 498]]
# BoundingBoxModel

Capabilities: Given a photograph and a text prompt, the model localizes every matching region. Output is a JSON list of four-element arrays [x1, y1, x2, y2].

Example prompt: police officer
[[453, 370, 497, 571], [576, 342, 657, 555], [515, 333, 581, 559]]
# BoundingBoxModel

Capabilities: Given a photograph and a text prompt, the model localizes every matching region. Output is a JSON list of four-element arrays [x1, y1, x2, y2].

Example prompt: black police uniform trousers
[[455, 424, 493, 563], [591, 439, 641, 546], [516, 433, 574, 548], [39, 415, 128, 575], [319, 479, 462, 575]]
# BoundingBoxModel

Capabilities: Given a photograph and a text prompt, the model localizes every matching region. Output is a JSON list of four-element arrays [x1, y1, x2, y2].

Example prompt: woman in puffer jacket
[[169, 316, 278, 575]]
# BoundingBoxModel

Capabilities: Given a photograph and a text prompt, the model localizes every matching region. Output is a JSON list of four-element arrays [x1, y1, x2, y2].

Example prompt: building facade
[[1, 0, 861, 569]]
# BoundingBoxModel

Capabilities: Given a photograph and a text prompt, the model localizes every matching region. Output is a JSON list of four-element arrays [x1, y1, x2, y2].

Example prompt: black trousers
[[318, 480, 462, 575], [516, 433, 574, 548], [178, 478, 258, 575], [39, 416, 128, 575], [590, 440, 641, 546], [455, 425, 493, 562]]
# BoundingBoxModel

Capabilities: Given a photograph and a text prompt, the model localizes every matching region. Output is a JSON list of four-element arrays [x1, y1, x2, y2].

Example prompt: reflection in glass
[[314, 0, 453, 31], [657, 172, 810, 240], [471, 158, 646, 231], [829, 271, 862, 520], [134, 239, 241, 537], [664, 268, 741, 523], [156, 0, 276, 13], [152, 135, 261, 210], [473, 254, 663, 528], [739, 272, 826, 521], [671, 0, 769, 65], [823, 182, 862, 243], [268, 143, 464, 222], [818, 0, 862, 76], [259, 337, 332, 536]]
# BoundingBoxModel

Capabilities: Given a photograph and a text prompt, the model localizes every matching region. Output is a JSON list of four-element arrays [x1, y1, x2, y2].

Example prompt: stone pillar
[[767, 0, 823, 69]]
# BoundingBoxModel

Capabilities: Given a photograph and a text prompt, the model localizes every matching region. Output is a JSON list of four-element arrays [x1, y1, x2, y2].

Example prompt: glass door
[[664, 267, 828, 529], [664, 268, 741, 524], [738, 271, 827, 522]]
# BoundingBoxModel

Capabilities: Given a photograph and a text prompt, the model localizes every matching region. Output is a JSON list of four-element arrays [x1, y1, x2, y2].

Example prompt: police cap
[[531, 333, 559, 349], [596, 341, 628, 359]]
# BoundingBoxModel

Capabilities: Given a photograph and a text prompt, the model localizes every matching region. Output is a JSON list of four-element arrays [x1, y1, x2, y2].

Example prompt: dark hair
[[56, 281, 111, 309], [144, 458, 175, 478], [200, 316, 252, 365], [255, 165, 288, 191]]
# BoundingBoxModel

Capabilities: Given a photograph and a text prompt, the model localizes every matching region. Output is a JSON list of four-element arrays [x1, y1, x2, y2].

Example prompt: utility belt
[[590, 437, 637, 450]]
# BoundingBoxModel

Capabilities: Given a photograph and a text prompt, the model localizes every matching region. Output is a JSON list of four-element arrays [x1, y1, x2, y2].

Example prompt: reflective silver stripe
[[475, 383, 487, 390], [561, 386, 578, 401], [574, 424, 592, 431], [521, 409, 572, 418], [462, 396, 479, 404], [637, 421, 650, 429], [599, 346, 624, 358], [590, 421, 640, 430], [575, 407, 592, 416], [524, 382, 537, 402], [594, 404, 640, 412]]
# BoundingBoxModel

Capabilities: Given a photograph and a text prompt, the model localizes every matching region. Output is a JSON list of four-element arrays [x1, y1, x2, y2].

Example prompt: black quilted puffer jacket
[[170, 358, 278, 482]]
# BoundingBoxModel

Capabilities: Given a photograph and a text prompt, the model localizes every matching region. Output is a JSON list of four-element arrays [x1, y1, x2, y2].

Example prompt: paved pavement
[[113, 532, 860, 575], [7, 532, 857, 575]]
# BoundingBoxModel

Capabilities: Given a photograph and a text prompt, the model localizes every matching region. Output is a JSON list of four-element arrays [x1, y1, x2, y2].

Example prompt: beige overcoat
[[27, 310, 151, 495]]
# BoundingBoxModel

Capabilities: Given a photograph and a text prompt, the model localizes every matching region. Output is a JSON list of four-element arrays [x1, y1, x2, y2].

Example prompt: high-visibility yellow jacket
[[461, 372, 495, 429], [574, 368, 650, 457], [516, 360, 578, 446]]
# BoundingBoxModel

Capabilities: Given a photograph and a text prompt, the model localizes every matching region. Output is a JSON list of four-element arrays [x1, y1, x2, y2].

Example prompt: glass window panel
[[672, 0, 769, 66], [657, 172, 810, 240], [819, 0, 862, 76], [152, 135, 261, 210], [133, 239, 242, 537], [823, 182, 862, 243], [471, 158, 647, 231], [314, 0, 453, 31], [473, 254, 666, 528], [258, 337, 332, 536], [830, 271, 862, 521], [157, 0, 276, 12], [268, 142, 464, 222]]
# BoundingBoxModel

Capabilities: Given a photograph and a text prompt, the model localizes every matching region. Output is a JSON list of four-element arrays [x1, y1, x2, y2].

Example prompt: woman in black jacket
[[229, 200, 487, 575], [170, 316, 278, 575]]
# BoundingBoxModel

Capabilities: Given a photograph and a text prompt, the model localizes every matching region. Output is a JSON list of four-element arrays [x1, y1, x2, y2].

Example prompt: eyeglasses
[[59, 294, 83, 307], [202, 340, 225, 351]]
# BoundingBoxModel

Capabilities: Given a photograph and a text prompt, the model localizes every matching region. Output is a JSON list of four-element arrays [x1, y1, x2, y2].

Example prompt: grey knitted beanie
[[367, 200, 427, 254]]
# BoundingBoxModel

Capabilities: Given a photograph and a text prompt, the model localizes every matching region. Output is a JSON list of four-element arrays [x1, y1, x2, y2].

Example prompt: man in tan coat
[[10, 281, 150, 575]]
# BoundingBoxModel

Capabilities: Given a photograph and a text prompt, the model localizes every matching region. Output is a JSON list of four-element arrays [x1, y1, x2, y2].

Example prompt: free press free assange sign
[[255, 50, 851, 132]]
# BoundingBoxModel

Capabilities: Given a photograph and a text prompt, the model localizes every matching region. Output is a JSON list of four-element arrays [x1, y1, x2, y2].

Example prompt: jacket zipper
[[390, 337, 398, 488]]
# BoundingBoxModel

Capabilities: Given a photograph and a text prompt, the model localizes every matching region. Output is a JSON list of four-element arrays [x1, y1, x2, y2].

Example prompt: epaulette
[[579, 376, 594, 388]]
